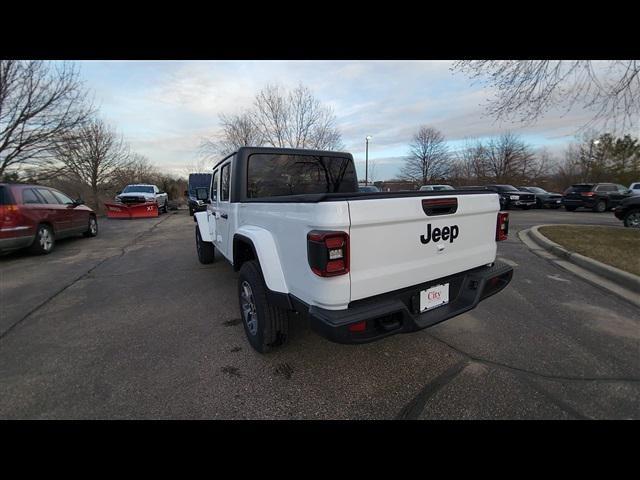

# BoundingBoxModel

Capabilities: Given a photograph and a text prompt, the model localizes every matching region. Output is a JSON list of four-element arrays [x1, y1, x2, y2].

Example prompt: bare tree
[[202, 83, 344, 157], [0, 60, 93, 177], [452, 60, 640, 133], [112, 153, 157, 188], [484, 132, 536, 184], [200, 111, 263, 158], [52, 119, 130, 208], [400, 126, 451, 184]]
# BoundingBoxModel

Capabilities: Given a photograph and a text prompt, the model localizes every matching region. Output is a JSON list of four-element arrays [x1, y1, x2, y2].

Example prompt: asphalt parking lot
[[0, 208, 638, 419]]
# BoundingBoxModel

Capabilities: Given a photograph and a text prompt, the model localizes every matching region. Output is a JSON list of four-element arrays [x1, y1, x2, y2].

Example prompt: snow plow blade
[[105, 202, 159, 219]]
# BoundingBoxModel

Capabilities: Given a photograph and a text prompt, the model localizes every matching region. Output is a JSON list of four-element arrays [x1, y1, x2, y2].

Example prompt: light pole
[[365, 136, 372, 186]]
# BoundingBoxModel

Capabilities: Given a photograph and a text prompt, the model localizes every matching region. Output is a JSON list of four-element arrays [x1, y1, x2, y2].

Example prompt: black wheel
[[163, 200, 169, 213], [593, 200, 606, 213], [188, 206, 194, 216], [238, 260, 289, 353], [623, 209, 640, 228], [83, 216, 98, 237], [536, 199, 543, 209], [29, 224, 55, 255], [195, 225, 214, 264], [565, 206, 577, 212]]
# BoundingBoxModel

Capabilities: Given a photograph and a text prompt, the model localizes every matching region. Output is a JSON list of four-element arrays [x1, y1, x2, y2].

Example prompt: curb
[[528, 224, 640, 293]]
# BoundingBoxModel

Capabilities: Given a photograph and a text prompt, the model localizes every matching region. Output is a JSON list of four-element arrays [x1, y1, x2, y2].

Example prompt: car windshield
[[359, 186, 379, 192], [123, 185, 154, 194], [493, 185, 519, 192], [525, 187, 547, 194]]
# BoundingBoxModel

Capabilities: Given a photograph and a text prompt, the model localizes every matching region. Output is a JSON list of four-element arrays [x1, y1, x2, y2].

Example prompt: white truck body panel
[[197, 194, 500, 311], [347, 194, 498, 301]]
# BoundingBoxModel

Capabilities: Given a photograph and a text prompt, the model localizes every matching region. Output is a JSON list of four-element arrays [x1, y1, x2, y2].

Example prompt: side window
[[51, 190, 74, 205], [220, 163, 230, 201], [211, 170, 219, 203], [36, 188, 61, 204], [22, 189, 42, 204], [634, 184, 640, 190]]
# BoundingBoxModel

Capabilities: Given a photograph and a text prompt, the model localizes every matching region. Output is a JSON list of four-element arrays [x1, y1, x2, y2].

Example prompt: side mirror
[[74, 198, 84, 206], [196, 187, 209, 202]]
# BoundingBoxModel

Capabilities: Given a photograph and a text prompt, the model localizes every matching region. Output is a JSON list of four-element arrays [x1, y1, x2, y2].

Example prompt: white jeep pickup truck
[[116, 184, 170, 213], [194, 147, 513, 353]]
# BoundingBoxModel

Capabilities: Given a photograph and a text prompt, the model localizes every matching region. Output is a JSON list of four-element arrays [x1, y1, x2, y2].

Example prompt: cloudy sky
[[78, 60, 605, 180]]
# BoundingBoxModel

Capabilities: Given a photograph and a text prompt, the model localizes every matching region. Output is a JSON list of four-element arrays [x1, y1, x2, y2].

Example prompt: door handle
[[220, 213, 228, 219]]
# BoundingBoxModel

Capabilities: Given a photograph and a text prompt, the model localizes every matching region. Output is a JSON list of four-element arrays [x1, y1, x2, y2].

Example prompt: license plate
[[420, 283, 449, 312]]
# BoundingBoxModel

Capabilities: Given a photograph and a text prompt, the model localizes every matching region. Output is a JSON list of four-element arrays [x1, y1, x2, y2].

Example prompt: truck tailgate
[[348, 193, 499, 301]]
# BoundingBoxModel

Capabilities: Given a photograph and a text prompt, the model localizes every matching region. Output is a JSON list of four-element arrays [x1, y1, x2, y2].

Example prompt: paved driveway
[[0, 209, 637, 419]]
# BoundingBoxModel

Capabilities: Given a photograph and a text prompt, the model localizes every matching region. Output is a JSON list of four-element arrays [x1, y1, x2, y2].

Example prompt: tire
[[593, 200, 606, 213], [623, 209, 640, 228], [189, 206, 194, 216], [195, 225, 215, 264], [29, 224, 55, 255], [238, 260, 289, 353], [565, 206, 577, 212], [164, 200, 169, 213], [83, 216, 98, 237]]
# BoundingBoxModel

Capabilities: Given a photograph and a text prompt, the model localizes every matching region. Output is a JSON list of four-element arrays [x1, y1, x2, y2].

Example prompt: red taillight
[[307, 230, 350, 277], [496, 212, 509, 241], [580, 192, 595, 197], [0, 205, 21, 228], [348, 321, 366, 332]]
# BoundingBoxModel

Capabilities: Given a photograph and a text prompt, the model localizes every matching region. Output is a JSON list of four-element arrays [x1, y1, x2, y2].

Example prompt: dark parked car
[[358, 185, 380, 193], [185, 173, 213, 216], [613, 196, 640, 228], [0, 183, 98, 255], [518, 186, 563, 209], [485, 185, 536, 210], [562, 183, 632, 212]]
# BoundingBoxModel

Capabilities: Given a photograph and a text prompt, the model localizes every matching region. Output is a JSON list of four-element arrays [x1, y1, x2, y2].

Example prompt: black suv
[[185, 173, 213, 217], [485, 185, 536, 210], [562, 183, 632, 212], [518, 186, 563, 209]]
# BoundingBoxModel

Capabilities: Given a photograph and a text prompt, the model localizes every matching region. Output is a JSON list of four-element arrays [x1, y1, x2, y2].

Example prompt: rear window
[[0, 186, 14, 205], [247, 153, 357, 198], [570, 184, 595, 192], [189, 174, 212, 194]]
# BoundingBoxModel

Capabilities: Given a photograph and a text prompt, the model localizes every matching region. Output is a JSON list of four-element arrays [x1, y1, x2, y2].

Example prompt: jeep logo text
[[420, 224, 459, 244]]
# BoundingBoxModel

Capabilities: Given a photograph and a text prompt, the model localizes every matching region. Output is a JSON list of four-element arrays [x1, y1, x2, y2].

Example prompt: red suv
[[0, 183, 98, 255]]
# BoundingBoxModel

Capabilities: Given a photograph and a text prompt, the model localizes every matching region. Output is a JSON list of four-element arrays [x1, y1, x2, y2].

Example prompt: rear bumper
[[298, 262, 513, 344], [562, 198, 594, 208], [541, 198, 562, 207], [0, 233, 35, 252]]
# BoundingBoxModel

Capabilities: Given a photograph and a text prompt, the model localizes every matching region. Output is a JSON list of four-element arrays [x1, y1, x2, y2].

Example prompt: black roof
[[210, 146, 353, 171]]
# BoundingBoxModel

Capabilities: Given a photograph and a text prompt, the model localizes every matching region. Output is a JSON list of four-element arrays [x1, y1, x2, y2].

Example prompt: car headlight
[[510, 195, 519, 200]]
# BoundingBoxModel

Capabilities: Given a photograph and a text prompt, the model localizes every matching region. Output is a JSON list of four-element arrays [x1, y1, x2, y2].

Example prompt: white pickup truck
[[194, 147, 513, 353], [116, 184, 170, 213]]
